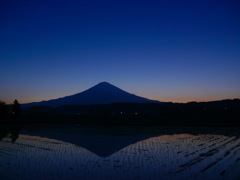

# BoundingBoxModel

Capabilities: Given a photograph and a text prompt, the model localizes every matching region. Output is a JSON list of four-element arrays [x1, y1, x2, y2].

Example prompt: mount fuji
[[24, 82, 160, 107]]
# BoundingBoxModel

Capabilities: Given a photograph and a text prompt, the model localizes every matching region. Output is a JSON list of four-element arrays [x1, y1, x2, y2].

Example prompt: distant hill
[[23, 82, 160, 107]]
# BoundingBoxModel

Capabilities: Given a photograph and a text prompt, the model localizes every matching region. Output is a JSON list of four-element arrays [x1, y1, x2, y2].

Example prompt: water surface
[[0, 124, 240, 180]]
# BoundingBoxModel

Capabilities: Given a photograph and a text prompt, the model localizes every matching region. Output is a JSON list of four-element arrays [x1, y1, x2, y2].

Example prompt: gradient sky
[[1, 0, 240, 104]]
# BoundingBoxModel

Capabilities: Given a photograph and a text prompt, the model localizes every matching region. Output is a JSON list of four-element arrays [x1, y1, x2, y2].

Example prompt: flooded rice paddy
[[0, 124, 240, 180]]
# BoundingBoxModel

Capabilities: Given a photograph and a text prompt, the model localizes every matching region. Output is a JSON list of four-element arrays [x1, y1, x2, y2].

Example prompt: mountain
[[24, 82, 160, 107]]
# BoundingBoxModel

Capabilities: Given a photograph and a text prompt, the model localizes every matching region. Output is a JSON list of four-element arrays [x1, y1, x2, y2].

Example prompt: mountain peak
[[96, 81, 123, 89], [95, 81, 114, 87], [98, 81, 111, 85], [85, 82, 126, 95]]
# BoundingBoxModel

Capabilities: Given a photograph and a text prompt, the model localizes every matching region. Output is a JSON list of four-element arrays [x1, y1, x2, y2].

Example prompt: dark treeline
[[1, 99, 239, 126], [0, 100, 21, 122], [0, 101, 9, 120]]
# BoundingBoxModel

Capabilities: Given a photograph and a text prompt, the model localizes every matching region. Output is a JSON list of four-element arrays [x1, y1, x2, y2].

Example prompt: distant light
[[135, 113, 138, 115]]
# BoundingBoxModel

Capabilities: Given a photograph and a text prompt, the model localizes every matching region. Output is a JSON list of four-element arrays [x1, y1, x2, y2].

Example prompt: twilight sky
[[1, 0, 240, 104]]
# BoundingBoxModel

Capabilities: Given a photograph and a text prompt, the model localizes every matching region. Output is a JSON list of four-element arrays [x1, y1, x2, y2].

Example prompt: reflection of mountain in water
[[2, 125, 238, 158], [1, 125, 240, 180], [21, 125, 156, 157]]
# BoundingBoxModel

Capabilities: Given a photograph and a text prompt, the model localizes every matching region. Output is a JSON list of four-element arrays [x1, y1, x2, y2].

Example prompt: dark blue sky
[[1, 0, 240, 103]]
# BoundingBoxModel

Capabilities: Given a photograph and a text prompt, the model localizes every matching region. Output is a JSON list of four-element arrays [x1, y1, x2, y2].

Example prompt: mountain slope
[[24, 82, 160, 107]]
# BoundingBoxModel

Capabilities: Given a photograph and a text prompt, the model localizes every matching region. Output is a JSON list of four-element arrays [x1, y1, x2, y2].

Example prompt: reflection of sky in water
[[0, 127, 240, 180]]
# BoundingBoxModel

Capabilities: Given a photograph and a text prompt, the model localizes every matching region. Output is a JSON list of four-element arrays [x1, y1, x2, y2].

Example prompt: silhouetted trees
[[0, 100, 22, 122], [12, 99, 21, 119], [0, 101, 9, 121]]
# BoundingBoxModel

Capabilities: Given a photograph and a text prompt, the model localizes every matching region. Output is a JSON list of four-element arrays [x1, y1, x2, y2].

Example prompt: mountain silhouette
[[24, 82, 160, 107]]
